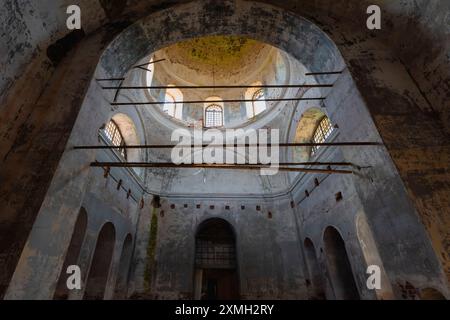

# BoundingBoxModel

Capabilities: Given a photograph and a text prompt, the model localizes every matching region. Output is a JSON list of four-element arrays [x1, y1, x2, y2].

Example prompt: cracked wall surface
[[0, 0, 448, 299]]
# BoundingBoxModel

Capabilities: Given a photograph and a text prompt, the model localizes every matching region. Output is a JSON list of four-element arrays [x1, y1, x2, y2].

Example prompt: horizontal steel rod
[[98, 161, 354, 166], [97, 72, 343, 82], [305, 71, 343, 75], [101, 84, 334, 90], [90, 162, 354, 174], [111, 97, 325, 106], [74, 142, 380, 150], [133, 58, 166, 68], [96, 77, 125, 81]]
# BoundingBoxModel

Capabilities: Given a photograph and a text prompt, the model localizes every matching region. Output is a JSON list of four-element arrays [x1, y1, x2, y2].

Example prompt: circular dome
[[137, 36, 304, 129], [156, 35, 277, 86]]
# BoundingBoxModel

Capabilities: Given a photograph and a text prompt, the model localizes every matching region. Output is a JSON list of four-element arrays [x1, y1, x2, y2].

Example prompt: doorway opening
[[194, 218, 239, 300]]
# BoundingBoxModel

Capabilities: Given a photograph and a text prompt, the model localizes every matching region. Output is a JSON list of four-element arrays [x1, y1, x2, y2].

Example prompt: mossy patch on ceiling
[[169, 35, 264, 70]]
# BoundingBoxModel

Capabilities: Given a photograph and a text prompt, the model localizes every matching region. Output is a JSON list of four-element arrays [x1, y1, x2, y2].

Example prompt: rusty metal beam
[[100, 84, 334, 90], [74, 142, 381, 150], [305, 71, 343, 76], [90, 162, 354, 174], [132, 58, 166, 69], [96, 161, 355, 166], [113, 79, 124, 103], [96, 77, 125, 81], [110, 97, 326, 106]]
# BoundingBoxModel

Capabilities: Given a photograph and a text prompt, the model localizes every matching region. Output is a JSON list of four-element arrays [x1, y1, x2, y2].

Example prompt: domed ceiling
[[154, 35, 278, 86], [141, 35, 292, 129]]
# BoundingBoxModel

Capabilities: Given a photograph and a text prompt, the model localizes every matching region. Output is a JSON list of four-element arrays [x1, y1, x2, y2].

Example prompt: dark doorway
[[194, 218, 239, 300], [323, 226, 360, 300]]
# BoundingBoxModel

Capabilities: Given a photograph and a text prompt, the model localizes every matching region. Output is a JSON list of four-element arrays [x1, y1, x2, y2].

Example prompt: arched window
[[205, 104, 223, 128], [251, 88, 266, 117], [104, 120, 127, 159], [311, 116, 333, 156], [163, 91, 176, 116], [245, 82, 267, 118], [163, 86, 183, 120]]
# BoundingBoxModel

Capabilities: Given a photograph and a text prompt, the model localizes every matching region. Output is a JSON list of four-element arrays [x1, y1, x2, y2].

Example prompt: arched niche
[[114, 234, 133, 299], [323, 226, 360, 300], [83, 222, 116, 300], [53, 207, 88, 300], [303, 238, 326, 300]]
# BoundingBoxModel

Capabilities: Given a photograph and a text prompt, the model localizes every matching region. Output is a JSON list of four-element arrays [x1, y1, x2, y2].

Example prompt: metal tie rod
[[132, 58, 166, 68], [74, 142, 381, 150], [100, 84, 334, 90], [305, 71, 343, 76], [90, 162, 354, 174], [110, 97, 326, 106], [95, 161, 356, 166]]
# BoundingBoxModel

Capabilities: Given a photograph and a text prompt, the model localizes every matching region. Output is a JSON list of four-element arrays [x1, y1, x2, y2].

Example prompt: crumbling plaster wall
[[0, 0, 448, 299], [140, 196, 307, 299], [288, 69, 449, 299]]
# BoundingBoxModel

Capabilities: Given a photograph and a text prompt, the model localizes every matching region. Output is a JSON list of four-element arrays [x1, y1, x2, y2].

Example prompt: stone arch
[[83, 222, 116, 300], [303, 237, 326, 300], [292, 107, 330, 162], [355, 213, 395, 300], [106, 113, 141, 162], [98, 1, 345, 94], [323, 226, 360, 300], [114, 233, 133, 299], [4, 0, 448, 300], [53, 207, 88, 300]]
